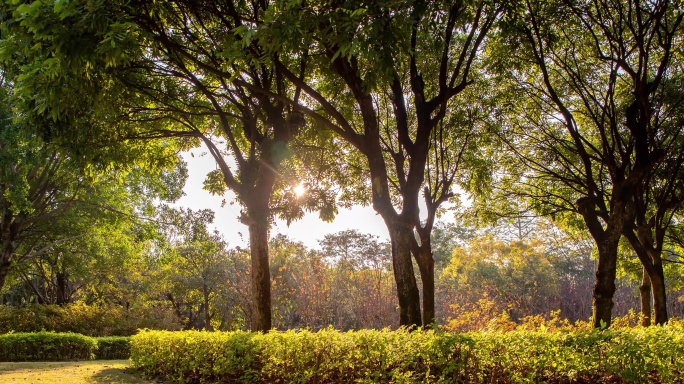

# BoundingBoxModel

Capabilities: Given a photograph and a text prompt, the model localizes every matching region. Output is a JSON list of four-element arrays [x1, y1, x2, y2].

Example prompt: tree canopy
[[1, 0, 684, 330]]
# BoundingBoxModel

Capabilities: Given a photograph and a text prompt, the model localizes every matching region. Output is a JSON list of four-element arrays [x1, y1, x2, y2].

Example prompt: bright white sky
[[174, 148, 392, 249]]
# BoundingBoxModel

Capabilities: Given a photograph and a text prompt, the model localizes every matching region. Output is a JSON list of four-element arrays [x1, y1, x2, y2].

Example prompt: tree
[[266, 233, 397, 330], [319, 230, 394, 328], [430, 221, 475, 272], [0, 1, 188, 296], [0, 148, 186, 306], [0, 75, 139, 293], [1, 0, 338, 331], [268, 235, 321, 329], [153, 207, 232, 330], [437, 220, 602, 328], [257, 0, 502, 327], [490, 0, 684, 327], [319, 230, 389, 270], [620, 72, 684, 325]]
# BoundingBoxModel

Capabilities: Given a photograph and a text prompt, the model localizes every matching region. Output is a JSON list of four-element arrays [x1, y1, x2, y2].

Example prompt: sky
[[173, 147, 392, 249]]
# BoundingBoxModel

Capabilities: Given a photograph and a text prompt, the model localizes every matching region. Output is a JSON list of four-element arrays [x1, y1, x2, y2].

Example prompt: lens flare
[[293, 183, 306, 197]]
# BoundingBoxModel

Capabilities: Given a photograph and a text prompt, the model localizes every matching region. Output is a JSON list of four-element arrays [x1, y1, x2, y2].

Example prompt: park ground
[[0, 360, 151, 384]]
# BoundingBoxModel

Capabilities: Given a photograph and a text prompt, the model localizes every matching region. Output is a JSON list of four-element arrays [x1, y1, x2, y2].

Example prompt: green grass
[[0, 360, 152, 384]]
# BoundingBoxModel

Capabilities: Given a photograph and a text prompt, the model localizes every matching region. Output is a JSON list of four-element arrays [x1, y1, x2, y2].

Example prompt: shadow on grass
[[92, 365, 153, 384]]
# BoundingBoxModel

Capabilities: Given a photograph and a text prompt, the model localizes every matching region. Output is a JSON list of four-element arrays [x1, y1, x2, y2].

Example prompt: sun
[[293, 183, 306, 197]]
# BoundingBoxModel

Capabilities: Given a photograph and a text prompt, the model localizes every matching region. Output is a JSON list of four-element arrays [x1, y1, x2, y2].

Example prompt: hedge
[[131, 325, 684, 383], [0, 332, 97, 361], [0, 332, 131, 361], [95, 336, 131, 360]]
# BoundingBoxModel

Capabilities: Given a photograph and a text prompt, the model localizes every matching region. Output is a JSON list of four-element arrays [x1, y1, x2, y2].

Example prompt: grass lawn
[[0, 360, 153, 384]]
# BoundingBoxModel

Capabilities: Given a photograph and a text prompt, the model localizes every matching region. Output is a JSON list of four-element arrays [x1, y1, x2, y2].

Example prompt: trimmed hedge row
[[131, 326, 684, 383], [0, 332, 131, 361], [94, 336, 131, 360], [0, 332, 97, 361]]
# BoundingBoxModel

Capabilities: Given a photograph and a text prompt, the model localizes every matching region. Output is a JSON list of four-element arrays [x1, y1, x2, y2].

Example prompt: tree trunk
[[240, 136, 282, 332], [248, 214, 271, 332], [202, 283, 213, 331], [577, 196, 624, 329], [648, 261, 668, 325], [623, 229, 669, 325], [388, 224, 421, 328], [0, 214, 21, 291], [640, 266, 652, 326], [0, 248, 11, 292], [592, 238, 619, 328], [414, 246, 435, 327], [55, 271, 69, 305]]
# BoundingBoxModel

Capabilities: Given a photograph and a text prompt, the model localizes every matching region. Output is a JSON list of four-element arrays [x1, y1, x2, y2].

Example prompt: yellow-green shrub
[[131, 330, 259, 382], [131, 324, 684, 383], [0, 304, 181, 336]]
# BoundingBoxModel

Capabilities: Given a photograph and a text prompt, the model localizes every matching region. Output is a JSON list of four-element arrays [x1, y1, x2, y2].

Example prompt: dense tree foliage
[[246, 0, 503, 327], [483, 0, 684, 327], [0, 0, 346, 331], [0, 72, 186, 302], [1, 0, 683, 330]]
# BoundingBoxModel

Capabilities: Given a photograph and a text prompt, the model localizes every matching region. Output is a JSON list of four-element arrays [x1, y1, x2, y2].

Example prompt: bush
[[131, 325, 684, 383], [96, 336, 131, 359], [131, 330, 260, 382], [0, 303, 181, 336], [0, 332, 97, 361]]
